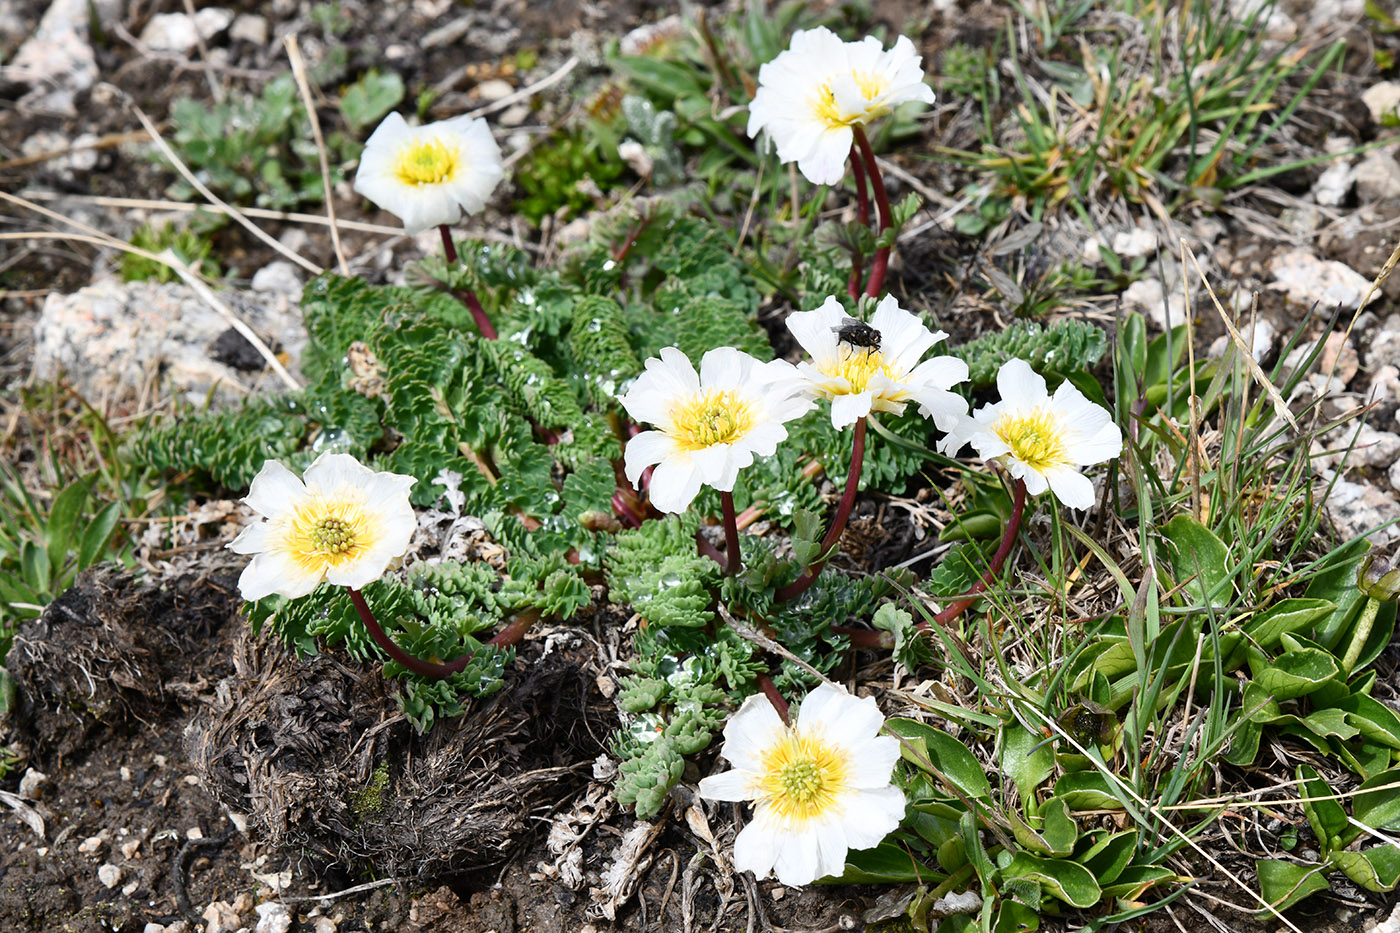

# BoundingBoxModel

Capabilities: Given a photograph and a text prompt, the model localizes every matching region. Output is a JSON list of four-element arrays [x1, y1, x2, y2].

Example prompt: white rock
[[1320, 331, 1360, 385], [1364, 82, 1400, 125], [145, 924, 169, 933], [1082, 235, 1104, 265], [1313, 161, 1354, 206], [32, 279, 305, 408], [474, 78, 514, 102], [18, 768, 49, 801], [1123, 277, 1187, 329], [229, 13, 268, 45], [1315, 423, 1400, 470], [255, 902, 292, 933], [1325, 475, 1400, 545], [497, 103, 530, 127], [202, 901, 241, 933], [1279, 205, 1323, 236], [1269, 250, 1376, 311], [1373, 900, 1400, 933], [140, 9, 234, 53], [1354, 149, 1400, 201], [250, 261, 304, 301], [78, 833, 107, 855], [1111, 228, 1159, 259], [122, 880, 139, 896], [1372, 364, 1400, 404], [97, 864, 122, 888], [1208, 319, 1275, 361], [6, 0, 98, 114], [311, 919, 337, 933]]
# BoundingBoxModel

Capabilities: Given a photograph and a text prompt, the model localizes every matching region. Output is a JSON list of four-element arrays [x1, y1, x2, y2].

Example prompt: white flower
[[228, 453, 417, 600], [619, 347, 814, 514], [353, 112, 504, 235], [786, 295, 969, 429], [938, 358, 1123, 509], [697, 682, 905, 886], [747, 27, 935, 186]]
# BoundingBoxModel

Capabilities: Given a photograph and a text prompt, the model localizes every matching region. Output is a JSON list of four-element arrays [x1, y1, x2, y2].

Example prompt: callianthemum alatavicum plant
[[697, 682, 905, 886], [938, 358, 1122, 510], [229, 452, 417, 600], [747, 27, 934, 186]]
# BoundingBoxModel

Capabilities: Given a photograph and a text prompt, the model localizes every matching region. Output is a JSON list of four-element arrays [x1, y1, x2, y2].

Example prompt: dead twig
[[284, 34, 349, 275]]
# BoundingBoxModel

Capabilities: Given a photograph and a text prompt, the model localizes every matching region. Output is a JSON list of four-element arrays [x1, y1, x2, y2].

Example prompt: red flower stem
[[830, 624, 894, 650], [848, 143, 870, 299], [721, 490, 741, 576], [919, 479, 1028, 629], [852, 126, 893, 298], [614, 219, 650, 264], [438, 224, 458, 265], [776, 417, 867, 601], [755, 672, 790, 726], [462, 288, 498, 340], [696, 531, 726, 567], [348, 587, 537, 679]]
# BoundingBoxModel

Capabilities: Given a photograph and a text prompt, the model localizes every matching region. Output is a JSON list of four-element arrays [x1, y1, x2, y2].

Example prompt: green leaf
[[1256, 859, 1329, 913], [612, 55, 707, 100], [1252, 648, 1340, 700], [338, 69, 405, 133], [831, 841, 942, 884], [1099, 864, 1176, 901], [1243, 598, 1336, 651], [1354, 768, 1400, 830], [1296, 764, 1349, 851], [1333, 695, 1400, 750], [20, 540, 50, 595], [1162, 514, 1232, 608], [1053, 771, 1125, 810], [1001, 722, 1054, 808], [78, 501, 123, 571], [45, 479, 88, 567], [991, 900, 1040, 933], [1333, 847, 1400, 892], [1075, 829, 1138, 885], [886, 718, 992, 802], [1002, 852, 1102, 908], [1041, 797, 1078, 855]]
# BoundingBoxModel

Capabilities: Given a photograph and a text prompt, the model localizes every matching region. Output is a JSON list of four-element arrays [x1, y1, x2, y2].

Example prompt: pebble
[[122, 880, 139, 896], [229, 13, 268, 46], [474, 78, 514, 103], [1369, 314, 1400, 370], [311, 918, 338, 933], [202, 901, 241, 933], [1354, 148, 1400, 201], [18, 768, 49, 800], [1123, 277, 1187, 329], [1363, 82, 1400, 125], [497, 103, 531, 127], [1313, 160, 1354, 206], [255, 902, 293, 933], [139, 8, 234, 53], [1269, 250, 1375, 311], [1314, 423, 1400, 470], [78, 833, 107, 855], [250, 260, 305, 302], [1320, 331, 1361, 385], [1373, 899, 1400, 933], [1324, 475, 1400, 545], [6, 0, 99, 113], [121, 838, 142, 859], [97, 864, 122, 888], [1208, 319, 1275, 362], [1111, 227, 1159, 259]]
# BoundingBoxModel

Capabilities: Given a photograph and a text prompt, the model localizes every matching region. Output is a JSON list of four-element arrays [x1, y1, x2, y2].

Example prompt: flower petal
[[697, 768, 756, 803], [995, 358, 1048, 410], [646, 455, 704, 514], [1043, 466, 1096, 509], [243, 460, 308, 518], [623, 431, 677, 486], [237, 551, 323, 601]]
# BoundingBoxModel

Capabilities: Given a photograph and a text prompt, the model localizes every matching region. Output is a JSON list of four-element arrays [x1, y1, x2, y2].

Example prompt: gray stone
[[1325, 475, 1400, 545], [1111, 227, 1159, 259], [139, 9, 234, 53], [229, 13, 268, 45], [1313, 160, 1354, 206], [18, 768, 48, 801], [250, 261, 304, 302], [1269, 250, 1375, 311], [201, 901, 240, 933], [1364, 82, 1400, 125], [1208, 319, 1275, 361], [96, 864, 121, 888], [1370, 314, 1400, 369], [254, 902, 292, 933], [5, 0, 97, 114], [1123, 277, 1187, 329], [1354, 149, 1400, 201], [474, 78, 514, 103], [1313, 423, 1400, 470], [32, 279, 305, 408]]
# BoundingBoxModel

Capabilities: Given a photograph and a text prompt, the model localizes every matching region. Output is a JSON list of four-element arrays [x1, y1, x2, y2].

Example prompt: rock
[[311, 919, 337, 933], [229, 13, 268, 45], [498, 103, 530, 127], [1324, 475, 1399, 545], [1269, 250, 1376, 311], [120, 837, 141, 859], [139, 9, 234, 53], [32, 279, 305, 408], [1112, 227, 1159, 259], [250, 260, 304, 302], [6, 0, 98, 114], [473, 78, 514, 103], [1320, 331, 1361, 385], [255, 902, 292, 933], [18, 768, 49, 800], [1371, 364, 1400, 404], [1314, 423, 1400, 470], [97, 863, 122, 888], [1279, 205, 1324, 236], [1363, 82, 1400, 125], [78, 833, 107, 855], [1313, 160, 1354, 206], [1354, 149, 1400, 201], [202, 901, 241, 933], [1123, 277, 1187, 329], [1375, 897, 1400, 933]]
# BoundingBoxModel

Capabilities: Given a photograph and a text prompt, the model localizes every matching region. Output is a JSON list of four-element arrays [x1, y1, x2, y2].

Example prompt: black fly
[[832, 317, 881, 353]]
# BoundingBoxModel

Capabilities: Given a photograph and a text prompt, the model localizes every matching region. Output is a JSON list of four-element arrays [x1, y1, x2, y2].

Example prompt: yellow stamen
[[282, 495, 376, 572], [811, 72, 891, 129], [670, 389, 756, 451], [827, 345, 893, 394], [993, 407, 1068, 472], [757, 732, 849, 823], [393, 136, 461, 186]]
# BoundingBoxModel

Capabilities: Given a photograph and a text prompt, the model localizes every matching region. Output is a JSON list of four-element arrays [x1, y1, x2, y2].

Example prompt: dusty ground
[[7, 0, 1400, 931]]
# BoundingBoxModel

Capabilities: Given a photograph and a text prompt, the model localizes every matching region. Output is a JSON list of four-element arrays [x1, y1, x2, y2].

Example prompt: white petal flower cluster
[[619, 347, 814, 514], [353, 112, 504, 234], [747, 27, 935, 185], [698, 682, 906, 886], [939, 359, 1124, 509], [786, 295, 969, 429], [229, 452, 417, 600]]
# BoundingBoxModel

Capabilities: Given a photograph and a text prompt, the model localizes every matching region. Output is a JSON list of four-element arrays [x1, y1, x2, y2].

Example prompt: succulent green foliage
[[609, 515, 719, 629], [953, 319, 1108, 388], [515, 128, 627, 225], [120, 221, 220, 283]]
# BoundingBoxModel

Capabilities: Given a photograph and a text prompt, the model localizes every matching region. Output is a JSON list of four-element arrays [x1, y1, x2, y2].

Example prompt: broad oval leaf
[[1333, 847, 1400, 893], [1354, 768, 1400, 831], [831, 841, 943, 884], [1252, 648, 1339, 700], [1002, 852, 1102, 908], [1296, 764, 1348, 850], [1256, 859, 1329, 913], [1162, 514, 1232, 609], [1053, 771, 1125, 811], [1100, 864, 1177, 901], [1243, 598, 1336, 649], [1075, 829, 1138, 886], [1333, 695, 1400, 751], [886, 718, 992, 802]]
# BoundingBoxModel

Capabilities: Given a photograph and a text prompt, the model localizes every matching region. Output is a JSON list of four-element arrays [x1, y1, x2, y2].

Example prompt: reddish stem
[[919, 479, 1028, 629], [852, 126, 893, 298], [721, 490, 741, 576], [462, 288, 498, 340], [830, 624, 894, 650], [848, 143, 870, 299], [613, 219, 649, 264], [348, 588, 538, 679], [756, 672, 791, 726], [611, 490, 644, 529], [696, 531, 726, 567], [776, 417, 867, 601], [439, 224, 458, 265]]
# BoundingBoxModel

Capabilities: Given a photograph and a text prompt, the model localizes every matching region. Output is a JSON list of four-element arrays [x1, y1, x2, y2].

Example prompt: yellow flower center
[[393, 136, 460, 186], [671, 389, 756, 451], [993, 407, 1068, 471], [284, 494, 376, 572], [827, 345, 893, 394], [812, 72, 891, 128], [758, 732, 849, 823]]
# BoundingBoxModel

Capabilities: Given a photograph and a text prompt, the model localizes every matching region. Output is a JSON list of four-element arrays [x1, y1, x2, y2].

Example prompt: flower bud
[[1357, 551, 1400, 602]]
